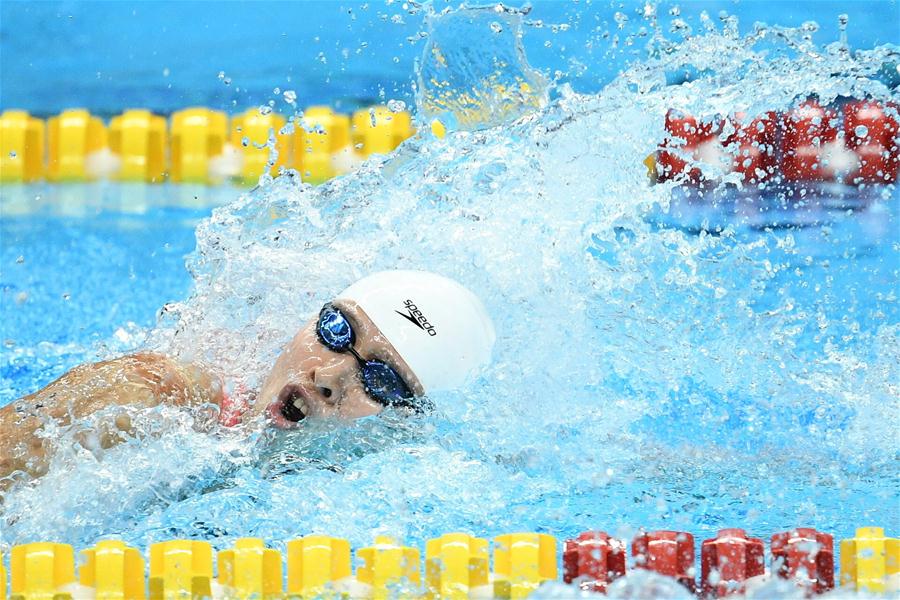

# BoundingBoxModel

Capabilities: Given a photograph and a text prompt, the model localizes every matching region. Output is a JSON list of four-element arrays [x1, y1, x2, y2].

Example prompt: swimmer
[[0, 270, 495, 488]]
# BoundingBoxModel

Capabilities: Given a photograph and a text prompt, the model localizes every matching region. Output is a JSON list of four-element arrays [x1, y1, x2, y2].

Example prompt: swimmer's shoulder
[[124, 352, 227, 407], [0, 353, 229, 489], [8, 352, 226, 414]]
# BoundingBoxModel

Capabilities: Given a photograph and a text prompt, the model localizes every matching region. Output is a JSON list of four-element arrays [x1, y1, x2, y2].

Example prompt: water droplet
[[62, 293, 71, 301], [16, 255, 24, 264], [854, 125, 869, 139], [241, 136, 250, 147], [283, 90, 297, 104], [801, 20, 819, 33], [259, 105, 273, 116], [671, 19, 690, 33], [490, 21, 503, 34], [8, 151, 16, 158], [387, 99, 406, 113]]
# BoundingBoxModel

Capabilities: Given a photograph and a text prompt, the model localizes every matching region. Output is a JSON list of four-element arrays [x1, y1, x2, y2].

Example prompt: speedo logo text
[[395, 299, 437, 336]]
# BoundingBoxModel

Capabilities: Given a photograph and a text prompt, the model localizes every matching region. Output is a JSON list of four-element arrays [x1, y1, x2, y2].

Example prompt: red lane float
[[728, 111, 778, 185], [557, 526, 894, 596], [562, 531, 626, 593], [657, 99, 900, 187], [701, 528, 766, 597], [771, 527, 835, 595], [781, 100, 840, 182], [657, 111, 716, 184], [844, 100, 900, 184], [632, 530, 697, 593]]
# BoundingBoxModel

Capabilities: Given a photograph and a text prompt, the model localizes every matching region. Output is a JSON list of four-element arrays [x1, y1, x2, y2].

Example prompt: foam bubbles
[[607, 571, 694, 599]]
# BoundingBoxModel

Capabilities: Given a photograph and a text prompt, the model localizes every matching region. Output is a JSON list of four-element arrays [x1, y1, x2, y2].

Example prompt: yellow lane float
[[79, 540, 145, 600], [352, 105, 414, 157], [356, 535, 421, 600], [0, 110, 44, 183], [230, 108, 291, 185], [170, 107, 229, 184], [148, 539, 213, 599], [10, 542, 75, 600], [108, 109, 167, 183], [295, 106, 353, 184], [217, 538, 282, 600], [840, 526, 900, 594], [492, 533, 557, 599], [0, 104, 416, 187], [286, 535, 352, 598], [425, 532, 490, 599], [47, 109, 108, 181]]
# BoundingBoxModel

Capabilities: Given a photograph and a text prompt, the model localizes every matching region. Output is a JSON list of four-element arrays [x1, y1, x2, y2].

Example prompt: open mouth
[[278, 384, 309, 422]]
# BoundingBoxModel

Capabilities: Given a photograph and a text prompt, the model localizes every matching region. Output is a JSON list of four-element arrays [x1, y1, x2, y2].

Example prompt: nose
[[311, 352, 360, 405]]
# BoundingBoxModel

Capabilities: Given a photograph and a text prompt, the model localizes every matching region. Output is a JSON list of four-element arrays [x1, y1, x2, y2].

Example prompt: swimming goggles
[[316, 303, 417, 409]]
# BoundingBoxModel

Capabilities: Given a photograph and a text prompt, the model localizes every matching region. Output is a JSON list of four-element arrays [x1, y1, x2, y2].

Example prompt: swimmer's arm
[[0, 352, 224, 487]]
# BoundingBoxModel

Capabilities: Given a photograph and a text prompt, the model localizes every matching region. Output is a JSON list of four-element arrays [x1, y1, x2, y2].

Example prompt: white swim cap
[[337, 270, 495, 392]]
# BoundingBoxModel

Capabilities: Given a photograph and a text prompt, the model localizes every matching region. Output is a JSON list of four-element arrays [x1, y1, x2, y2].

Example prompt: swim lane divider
[[649, 99, 899, 187], [4, 100, 897, 192], [0, 105, 415, 186], [1, 526, 897, 598]]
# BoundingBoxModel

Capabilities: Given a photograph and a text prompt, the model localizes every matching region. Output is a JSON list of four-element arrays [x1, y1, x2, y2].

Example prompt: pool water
[[2, 167, 897, 573], [1, 186, 236, 398], [1, 2, 898, 591]]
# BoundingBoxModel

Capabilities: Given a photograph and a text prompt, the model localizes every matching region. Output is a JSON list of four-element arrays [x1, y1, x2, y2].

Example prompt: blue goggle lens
[[317, 305, 354, 351], [362, 360, 415, 406]]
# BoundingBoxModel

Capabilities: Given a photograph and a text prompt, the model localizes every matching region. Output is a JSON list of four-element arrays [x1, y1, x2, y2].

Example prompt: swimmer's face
[[256, 299, 425, 428]]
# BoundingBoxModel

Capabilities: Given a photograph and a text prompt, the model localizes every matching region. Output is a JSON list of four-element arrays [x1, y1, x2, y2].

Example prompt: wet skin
[[0, 299, 423, 488], [255, 299, 424, 427], [0, 353, 225, 489]]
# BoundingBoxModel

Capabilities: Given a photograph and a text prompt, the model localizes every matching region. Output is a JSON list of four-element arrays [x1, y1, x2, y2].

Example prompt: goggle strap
[[346, 345, 366, 365]]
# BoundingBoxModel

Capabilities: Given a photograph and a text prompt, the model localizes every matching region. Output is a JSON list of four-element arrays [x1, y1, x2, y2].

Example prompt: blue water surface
[[1, 186, 224, 399], [2, 182, 897, 548], [2, 0, 897, 115]]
